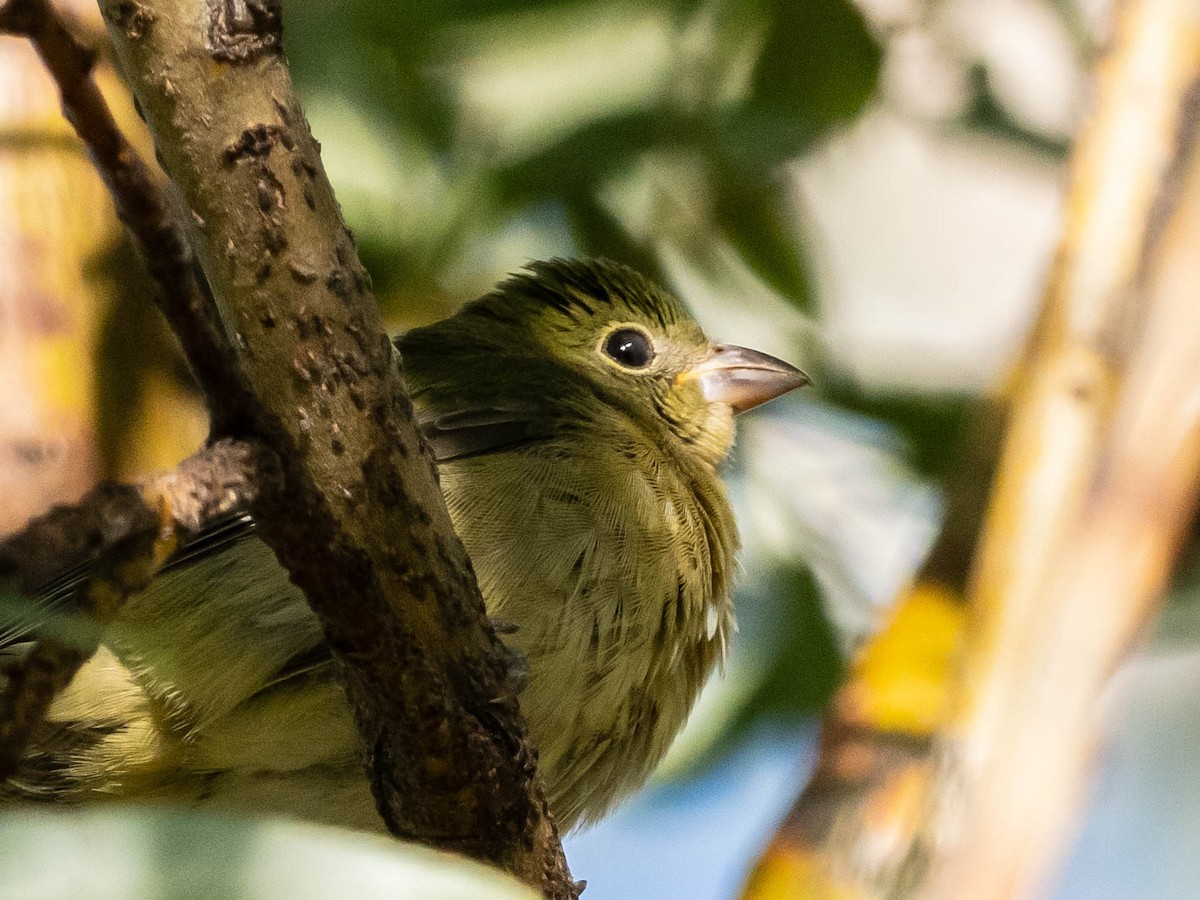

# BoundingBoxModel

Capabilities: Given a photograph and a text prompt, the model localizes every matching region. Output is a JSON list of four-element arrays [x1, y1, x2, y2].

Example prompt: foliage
[[0, 808, 538, 898], [285, 0, 882, 317]]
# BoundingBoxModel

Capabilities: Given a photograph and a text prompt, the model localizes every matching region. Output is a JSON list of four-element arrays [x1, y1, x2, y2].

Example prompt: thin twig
[[0, 438, 268, 778], [0, 0, 246, 432]]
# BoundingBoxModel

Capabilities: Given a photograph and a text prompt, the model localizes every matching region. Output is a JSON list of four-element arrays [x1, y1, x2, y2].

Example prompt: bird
[[2, 258, 808, 831]]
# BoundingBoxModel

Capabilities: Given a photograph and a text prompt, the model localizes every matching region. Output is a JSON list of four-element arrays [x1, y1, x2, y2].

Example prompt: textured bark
[[2, 0, 576, 893], [94, 1, 576, 894]]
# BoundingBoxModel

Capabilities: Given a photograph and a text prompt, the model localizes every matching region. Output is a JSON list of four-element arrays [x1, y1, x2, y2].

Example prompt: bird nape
[[1, 258, 808, 831]]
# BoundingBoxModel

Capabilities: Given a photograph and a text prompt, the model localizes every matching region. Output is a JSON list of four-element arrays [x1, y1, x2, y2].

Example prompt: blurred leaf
[[823, 387, 979, 482], [753, 0, 881, 126], [493, 109, 666, 203], [287, 0, 881, 326], [717, 106, 817, 172], [448, 0, 594, 16], [961, 64, 1072, 159], [287, 4, 458, 151], [710, 175, 814, 311], [0, 808, 538, 899], [719, 0, 881, 168], [732, 566, 843, 734], [564, 194, 668, 283]]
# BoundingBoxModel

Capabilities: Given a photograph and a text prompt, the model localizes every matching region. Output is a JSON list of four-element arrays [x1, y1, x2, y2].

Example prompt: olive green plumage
[[1, 259, 802, 830], [404, 260, 739, 825]]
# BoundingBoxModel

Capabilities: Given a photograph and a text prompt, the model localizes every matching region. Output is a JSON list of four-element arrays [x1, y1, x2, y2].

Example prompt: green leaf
[[710, 175, 814, 312], [287, 3, 458, 151], [755, 0, 881, 125], [745, 564, 844, 718], [563, 195, 669, 284], [0, 808, 539, 899], [823, 385, 980, 482], [961, 64, 1072, 159], [492, 109, 666, 203], [720, 0, 882, 167]]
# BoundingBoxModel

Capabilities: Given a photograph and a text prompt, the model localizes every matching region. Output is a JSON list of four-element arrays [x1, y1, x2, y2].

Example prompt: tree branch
[[0, 438, 269, 778], [0, 0, 575, 892], [740, 404, 1002, 897], [77, 0, 576, 894], [926, 71, 1200, 900]]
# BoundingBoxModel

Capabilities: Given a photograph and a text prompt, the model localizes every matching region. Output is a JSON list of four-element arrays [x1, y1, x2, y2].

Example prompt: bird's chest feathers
[[439, 437, 737, 800], [443, 440, 734, 655]]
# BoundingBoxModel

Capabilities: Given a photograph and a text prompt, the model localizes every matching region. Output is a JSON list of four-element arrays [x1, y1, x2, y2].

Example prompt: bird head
[[400, 258, 809, 468]]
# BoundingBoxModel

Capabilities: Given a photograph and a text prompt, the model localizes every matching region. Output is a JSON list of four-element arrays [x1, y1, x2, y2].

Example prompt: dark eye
[[603, 328, 655, 369]]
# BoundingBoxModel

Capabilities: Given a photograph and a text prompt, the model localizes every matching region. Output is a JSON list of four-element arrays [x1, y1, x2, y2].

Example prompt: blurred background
[[4, 0, 1200, 897]]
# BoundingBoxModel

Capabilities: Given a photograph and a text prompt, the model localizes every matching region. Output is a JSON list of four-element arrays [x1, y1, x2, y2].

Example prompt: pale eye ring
[[602, 327, 655, 369]]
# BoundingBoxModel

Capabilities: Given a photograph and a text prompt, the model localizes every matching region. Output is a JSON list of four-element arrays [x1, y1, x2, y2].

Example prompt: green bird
[[2, 258, 807, 830]]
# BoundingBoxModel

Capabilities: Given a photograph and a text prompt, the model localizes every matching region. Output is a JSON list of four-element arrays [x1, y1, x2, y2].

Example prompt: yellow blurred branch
[[1, 0, 242, 429], [929, 29, 1200, 898], [0, 0, 113, 532], [743, 0, 1200, 896], [955, 0, 1200, 779]]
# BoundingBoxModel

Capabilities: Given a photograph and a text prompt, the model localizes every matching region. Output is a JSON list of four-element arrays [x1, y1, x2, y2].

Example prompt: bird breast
[[437, 428, 738, 826]]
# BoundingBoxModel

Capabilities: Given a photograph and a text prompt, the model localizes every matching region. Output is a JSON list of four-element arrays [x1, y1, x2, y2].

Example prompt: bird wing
[[0, 408, 554, 650], [0, 512, 257, 651], [416, 406, 553, 463]]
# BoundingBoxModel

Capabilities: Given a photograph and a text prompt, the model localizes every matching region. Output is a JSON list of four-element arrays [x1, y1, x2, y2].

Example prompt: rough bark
[[4, 0, 577, 893]]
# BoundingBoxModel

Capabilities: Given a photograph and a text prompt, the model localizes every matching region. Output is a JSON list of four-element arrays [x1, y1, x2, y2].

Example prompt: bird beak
[[681, 344, 811, 414]]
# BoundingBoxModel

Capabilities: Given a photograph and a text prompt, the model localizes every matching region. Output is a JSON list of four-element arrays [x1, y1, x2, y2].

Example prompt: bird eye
[[602, 328, 655, 369]]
